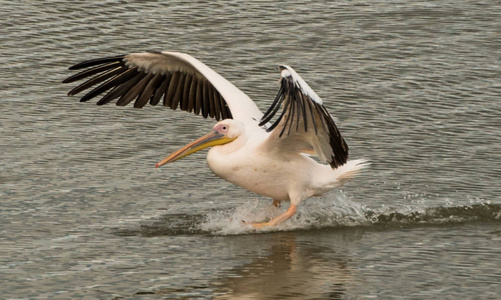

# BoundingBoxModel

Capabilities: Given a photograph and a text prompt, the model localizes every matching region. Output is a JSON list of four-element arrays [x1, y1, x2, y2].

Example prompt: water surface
[[1, 0, 500, 298]]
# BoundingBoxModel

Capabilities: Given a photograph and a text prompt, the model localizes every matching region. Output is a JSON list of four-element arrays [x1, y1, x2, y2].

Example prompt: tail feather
[[335, 159, 369, 185], [310, 159, 369, 197]]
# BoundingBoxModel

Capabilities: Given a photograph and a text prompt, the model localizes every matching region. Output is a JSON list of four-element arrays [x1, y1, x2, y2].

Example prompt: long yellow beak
[[156, 130, 235, 168]]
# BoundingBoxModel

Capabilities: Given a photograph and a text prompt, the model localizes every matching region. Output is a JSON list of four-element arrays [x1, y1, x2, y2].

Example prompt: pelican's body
[[64, 51, 367, 228], [207, 126, 351, 204]]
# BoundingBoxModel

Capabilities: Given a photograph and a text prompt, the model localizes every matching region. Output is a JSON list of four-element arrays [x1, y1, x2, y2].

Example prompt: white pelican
[[63, 51, 367, 228]]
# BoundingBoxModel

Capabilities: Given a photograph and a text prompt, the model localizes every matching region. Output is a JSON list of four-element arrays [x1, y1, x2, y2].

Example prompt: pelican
[[63, 51, 367, 228]]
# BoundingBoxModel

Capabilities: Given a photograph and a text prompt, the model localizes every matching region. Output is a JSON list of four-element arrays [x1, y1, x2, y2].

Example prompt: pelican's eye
[[215, 123, 229, 134]]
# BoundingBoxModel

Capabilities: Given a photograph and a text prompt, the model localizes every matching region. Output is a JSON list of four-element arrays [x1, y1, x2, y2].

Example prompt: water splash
[[200, 192, 369, 235], [115, 193, 500, 237]]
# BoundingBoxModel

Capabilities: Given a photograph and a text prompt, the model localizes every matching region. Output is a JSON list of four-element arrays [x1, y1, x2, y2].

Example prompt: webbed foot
[[244, 204, 297, 229]]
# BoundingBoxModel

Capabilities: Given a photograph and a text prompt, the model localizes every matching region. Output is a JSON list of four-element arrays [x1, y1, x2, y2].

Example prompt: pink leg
[[247, 204, 297, 229]]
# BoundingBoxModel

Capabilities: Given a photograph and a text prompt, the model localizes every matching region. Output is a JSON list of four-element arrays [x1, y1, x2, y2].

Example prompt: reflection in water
[[126, 204, 501, 298], [210, 231, 360, 299], [148, 230, 361, 299]]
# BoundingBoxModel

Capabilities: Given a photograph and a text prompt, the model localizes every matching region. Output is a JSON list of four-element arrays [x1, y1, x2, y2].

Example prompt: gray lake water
[[1, 0, 500, 299]]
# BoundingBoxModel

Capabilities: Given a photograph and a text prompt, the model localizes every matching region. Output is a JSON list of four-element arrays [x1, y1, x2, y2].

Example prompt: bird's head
[[155, 119, 242, 167]]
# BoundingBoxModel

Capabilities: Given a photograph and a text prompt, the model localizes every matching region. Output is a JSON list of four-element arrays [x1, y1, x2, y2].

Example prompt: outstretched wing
[[63, 51, 263, 124], [259, 65, 348, 168]]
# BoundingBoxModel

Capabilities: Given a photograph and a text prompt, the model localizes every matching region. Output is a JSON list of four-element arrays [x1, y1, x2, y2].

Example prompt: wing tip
[[67, 55, 125, 70]]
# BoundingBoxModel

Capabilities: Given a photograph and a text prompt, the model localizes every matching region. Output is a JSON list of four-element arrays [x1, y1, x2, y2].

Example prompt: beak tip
[[155, 163, 160, 168]]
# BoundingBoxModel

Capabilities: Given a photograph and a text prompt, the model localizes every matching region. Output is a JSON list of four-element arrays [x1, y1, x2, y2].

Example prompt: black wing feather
[[63, 53, 233, 121], [97, 70, 141, 105], [259, 65, 348, 168], [149, 75, 168, 106], [68, 55, 125, 70], [63, 61, 122, 84]]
